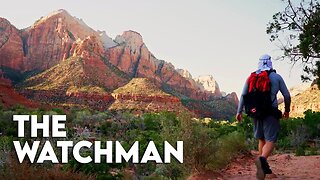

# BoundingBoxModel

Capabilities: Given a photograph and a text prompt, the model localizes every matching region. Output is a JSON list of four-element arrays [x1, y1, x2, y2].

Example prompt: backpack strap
[[267, 69, 277, 105]]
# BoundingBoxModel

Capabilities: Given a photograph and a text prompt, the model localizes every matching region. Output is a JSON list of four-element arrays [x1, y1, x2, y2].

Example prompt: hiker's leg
[[261, 141, 275, 159], [262, 115, 280, 159], [258, 139, 266, 156], [254, 118, 264, 155]]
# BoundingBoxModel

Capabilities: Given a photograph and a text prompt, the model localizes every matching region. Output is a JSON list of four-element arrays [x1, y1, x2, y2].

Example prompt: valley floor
[[189, 151, 320, 180]]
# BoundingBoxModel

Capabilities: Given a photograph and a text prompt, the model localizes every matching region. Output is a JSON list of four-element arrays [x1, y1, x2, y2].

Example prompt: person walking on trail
[[236, 54, 291, 179]]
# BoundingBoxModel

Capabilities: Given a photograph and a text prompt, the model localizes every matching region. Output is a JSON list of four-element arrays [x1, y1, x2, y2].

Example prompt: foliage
[[0, 153, 94, 180], [267, 0, 320, 86], [236, 110, 320, 154], [1, 105, 319, 179], [64, 153, 125, 179], [161, 113, 247, 175], [209, 131, 247, 169], [67, 30, 76, 41], [0, 66, 40, 84]]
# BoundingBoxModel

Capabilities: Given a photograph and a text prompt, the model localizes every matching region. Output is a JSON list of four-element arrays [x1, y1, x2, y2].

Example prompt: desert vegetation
[[0, 104, 319, 179]]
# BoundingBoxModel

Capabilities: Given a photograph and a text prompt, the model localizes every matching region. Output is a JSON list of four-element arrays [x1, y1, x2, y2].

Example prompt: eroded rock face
[[107, 31, 158, 78], [279, 84, 320, 117], [0, 18, 24, 70], [20, 36, 129, 109], [106, 31, 214, 100], [194, 75, 222, 97], [69, 36, 129, 90], [226, 92, 239, 105], [22, 9, 100, 71], [98, 30, 117, 49], [176, 69, 193, 79]]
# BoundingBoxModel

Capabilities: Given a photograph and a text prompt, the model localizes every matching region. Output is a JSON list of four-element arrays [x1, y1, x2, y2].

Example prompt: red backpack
[[243, 70, 274, 119], [247, 71, 271, 93]]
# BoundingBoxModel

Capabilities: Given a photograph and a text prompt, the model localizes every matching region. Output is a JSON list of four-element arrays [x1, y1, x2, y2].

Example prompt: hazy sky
[[0, 0, 308, 96]]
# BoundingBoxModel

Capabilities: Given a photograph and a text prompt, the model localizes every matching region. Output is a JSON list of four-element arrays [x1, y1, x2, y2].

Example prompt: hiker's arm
[[279, 76, 291, 113], [237, 80, 249, 114]]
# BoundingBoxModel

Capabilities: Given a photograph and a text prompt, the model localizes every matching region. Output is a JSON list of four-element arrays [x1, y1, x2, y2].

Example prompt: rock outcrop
[[176, 69, 193, 79], [0, 18, 24, 70], [106, 31, 213, 100], [98, 30, 117, 49], [23, 36, 129, 91], [280, 84, 320, 117], [194, 75, 222, 97], [20, 36, 129, 109], [226, 92, 239, 105], [21, 9, 101, 71]]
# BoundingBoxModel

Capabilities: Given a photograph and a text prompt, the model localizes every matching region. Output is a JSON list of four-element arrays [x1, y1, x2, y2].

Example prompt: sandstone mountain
[[0, 9, 238, 119], [280, 83, 320, 117], [176, 69, 193, 79], [98, 30, 118, 49], [21, 36, 128, 110], [106, 31, 214, 101], [194, 75, 222, 97], [22, 9, 101, 71], [176, 69, 225, 98], [0, 18, 24, 71]]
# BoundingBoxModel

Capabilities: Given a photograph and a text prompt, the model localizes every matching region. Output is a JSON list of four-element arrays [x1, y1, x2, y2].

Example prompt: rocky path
[[189, 151, 320, 180]]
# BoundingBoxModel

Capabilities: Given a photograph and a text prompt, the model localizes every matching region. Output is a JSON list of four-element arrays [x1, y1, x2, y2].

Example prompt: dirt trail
[[189, 151, 320, 180]]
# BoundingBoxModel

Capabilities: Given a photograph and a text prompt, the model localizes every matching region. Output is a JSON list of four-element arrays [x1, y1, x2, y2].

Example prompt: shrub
[[303, 110, 320, 138], [0, 153, 94, 180], [161, 113, 247, 175], [64, 152, 125, 179], [211, 131, 247, 169]]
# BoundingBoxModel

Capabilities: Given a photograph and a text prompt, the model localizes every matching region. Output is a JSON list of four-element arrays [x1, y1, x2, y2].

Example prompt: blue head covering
[[257, 54, 273, 73]]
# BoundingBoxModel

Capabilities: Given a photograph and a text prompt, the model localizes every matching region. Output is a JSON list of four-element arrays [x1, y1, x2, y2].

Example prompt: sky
[[0, 0, 308, 96]]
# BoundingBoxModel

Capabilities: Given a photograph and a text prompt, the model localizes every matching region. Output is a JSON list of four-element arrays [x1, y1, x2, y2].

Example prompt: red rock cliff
[[0, 18, 24, 70], [106, 31, 214, 100], [22, 9, 100, 71]]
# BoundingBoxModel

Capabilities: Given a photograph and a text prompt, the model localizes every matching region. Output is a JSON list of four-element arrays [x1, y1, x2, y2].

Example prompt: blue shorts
[[253, 115, 280, 142]]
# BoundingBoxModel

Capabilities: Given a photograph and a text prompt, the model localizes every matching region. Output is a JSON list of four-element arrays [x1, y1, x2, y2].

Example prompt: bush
[[303, 110, 320, 138], [0, 153, 94, 180], [278, 110, 320, 151], [64, 152, 125, 179], [161, 113, 247, 175], [211, 131, 247, 169]]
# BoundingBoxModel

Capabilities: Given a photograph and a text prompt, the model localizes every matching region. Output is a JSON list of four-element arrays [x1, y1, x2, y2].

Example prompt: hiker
[[236, 54, 291, 179]]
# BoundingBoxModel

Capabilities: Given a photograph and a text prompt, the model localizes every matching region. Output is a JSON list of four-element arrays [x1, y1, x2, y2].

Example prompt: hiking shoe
[[255, 157, 265, 180], [259, 156, 272, 174]]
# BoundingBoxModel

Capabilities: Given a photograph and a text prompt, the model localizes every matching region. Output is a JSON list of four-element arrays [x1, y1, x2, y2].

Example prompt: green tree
[[267, 0, 320, 87]]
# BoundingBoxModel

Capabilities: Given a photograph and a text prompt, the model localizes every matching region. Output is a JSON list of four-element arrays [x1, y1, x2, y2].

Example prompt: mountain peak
[[46, 9, 73, 19], [36, 9, 72, 24], [123, 30, 143, 38], [0, 17, 11, 25], [197, 75, 215, 81], [97, 30, 117, 49], [115, 30, 144, 49], [194, 75, 222, 97], [53, 9, 69, 15]]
